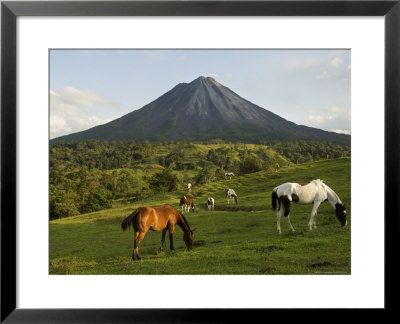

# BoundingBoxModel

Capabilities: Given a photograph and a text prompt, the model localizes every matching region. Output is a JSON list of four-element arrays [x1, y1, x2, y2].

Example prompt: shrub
[[149, 168, 179, 193]]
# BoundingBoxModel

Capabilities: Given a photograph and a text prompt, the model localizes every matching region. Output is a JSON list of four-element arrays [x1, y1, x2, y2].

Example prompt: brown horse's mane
[[178, 211, 191, 232]]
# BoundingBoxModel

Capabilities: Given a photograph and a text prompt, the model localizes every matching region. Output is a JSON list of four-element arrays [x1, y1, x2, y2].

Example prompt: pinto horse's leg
[[282, 197, 295, 232], [159, 228, 168, 253], [277, 203, 283, 234], [309, 200, 322, 231], [286, 214, 295, 232]]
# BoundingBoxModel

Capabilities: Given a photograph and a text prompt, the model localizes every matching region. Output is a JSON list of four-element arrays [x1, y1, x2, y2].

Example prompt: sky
[[50, 49, 351, 139]]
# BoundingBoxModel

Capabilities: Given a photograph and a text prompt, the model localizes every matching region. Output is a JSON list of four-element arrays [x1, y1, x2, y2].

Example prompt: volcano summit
[[52, 76, 350, 145]]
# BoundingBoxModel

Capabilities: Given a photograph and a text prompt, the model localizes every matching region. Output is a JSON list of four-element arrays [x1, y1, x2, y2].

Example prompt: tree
[[195, 167, 215, 184], [240, 156, 263, 174], [149, 168, 179, 193]]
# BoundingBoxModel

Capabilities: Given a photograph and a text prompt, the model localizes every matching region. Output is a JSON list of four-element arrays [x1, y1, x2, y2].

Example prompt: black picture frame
[[1, 0, 399, 322]]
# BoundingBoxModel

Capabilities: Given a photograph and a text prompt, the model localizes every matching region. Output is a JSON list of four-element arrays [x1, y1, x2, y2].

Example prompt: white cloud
[[53, 87, 115, 108], [302, 105, 350, 134], [329, 129, 351, 135], [316, 70, 330, 80], [206, 73, 219, 79], [285, 57, 322, 72], [330, 57, 344, 68], [50, 87, 115, 139]]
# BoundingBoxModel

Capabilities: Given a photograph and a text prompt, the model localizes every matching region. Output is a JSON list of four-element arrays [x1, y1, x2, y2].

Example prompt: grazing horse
[[207, 197, 215, 210], [121, 204, 195, 261], [187, 183, 192, 193], [225, 188, 238, 204], [225, 172, 235, 179], [180, 195, 195, 213], [272, 179, 347, 234]]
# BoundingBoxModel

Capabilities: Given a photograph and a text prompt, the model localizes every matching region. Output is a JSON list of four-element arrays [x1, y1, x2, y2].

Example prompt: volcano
[[51, 76, 350, 145]]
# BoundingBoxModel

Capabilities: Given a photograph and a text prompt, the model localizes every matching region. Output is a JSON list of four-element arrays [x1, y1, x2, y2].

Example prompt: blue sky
[[50, 49, 350, 139]]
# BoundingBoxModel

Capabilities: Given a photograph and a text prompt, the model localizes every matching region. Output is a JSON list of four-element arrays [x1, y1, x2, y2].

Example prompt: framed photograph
[[1, 0, 399, 321]]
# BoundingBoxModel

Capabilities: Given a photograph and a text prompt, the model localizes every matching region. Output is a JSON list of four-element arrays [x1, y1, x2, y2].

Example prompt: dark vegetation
[[49, 139, 350, 220]]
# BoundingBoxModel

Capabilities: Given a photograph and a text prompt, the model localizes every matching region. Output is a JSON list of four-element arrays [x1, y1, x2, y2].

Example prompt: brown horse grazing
[[121, 204, 195, 261]]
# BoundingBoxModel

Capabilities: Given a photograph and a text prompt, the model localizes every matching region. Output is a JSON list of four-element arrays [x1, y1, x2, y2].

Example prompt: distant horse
[[225, 172, 235, 179], [274, 163, 280, 172], [121, 204, 195, 261], [187, 183, 192, 193], [180, 195, 195, 213], [272, 179, 347, 234], [207, 197, 215, 211], [225, 188, 238, 204]]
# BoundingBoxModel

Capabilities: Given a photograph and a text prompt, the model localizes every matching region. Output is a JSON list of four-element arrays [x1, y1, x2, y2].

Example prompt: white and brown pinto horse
[[207, 197, 215, 210], [272, 179, 347, 234], [225, 189, 238, 204], [180, 195, 195, 213], [225, 172, 235, 179], [121, 204, 195, 260]]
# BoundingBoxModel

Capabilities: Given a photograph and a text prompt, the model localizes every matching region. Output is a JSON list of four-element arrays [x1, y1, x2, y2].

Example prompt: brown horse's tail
[[272, 189, 279, 210], [121, 210, 138, 231]]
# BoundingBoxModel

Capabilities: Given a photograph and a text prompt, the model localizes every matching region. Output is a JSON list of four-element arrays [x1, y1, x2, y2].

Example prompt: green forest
[[49, 140, 350, 220]]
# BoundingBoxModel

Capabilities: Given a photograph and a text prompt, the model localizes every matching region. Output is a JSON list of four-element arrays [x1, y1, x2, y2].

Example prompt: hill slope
[[50, 158, 351, 275], [52, 76, 350, 145]]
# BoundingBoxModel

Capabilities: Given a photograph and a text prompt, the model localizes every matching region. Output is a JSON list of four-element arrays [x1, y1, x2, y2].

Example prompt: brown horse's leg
[[133, 231, 146, 261], [168, 225, 175, 251], [132, 231, 139, 260], [159, 228, 167, 253]]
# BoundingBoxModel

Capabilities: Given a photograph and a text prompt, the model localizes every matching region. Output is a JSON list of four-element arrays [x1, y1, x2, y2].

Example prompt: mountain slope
[[52, 76, 350, 145]]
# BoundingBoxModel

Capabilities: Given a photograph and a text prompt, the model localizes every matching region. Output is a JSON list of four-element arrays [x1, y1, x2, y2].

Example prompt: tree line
[[49, 140, 350, 220]]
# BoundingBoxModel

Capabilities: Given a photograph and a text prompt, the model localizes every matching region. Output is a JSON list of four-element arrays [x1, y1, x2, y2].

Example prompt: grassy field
[[50, 157, 351, 275]]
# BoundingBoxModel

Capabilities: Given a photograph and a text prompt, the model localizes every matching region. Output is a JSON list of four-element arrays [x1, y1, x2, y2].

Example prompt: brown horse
[[121, 204, 195, 261], [180, 195, 195, 213]]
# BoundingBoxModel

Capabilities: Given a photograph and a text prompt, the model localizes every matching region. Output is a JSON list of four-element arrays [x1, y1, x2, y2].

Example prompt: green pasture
[[50, 157, 351, 275]]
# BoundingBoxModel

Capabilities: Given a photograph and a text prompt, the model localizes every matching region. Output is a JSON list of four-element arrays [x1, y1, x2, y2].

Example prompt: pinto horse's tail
[[121, 210, 138, 231], [272, 188, 279, 210]]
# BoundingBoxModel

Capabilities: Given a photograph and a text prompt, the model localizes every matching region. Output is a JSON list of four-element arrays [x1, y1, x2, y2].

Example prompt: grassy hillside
[[50, 157, 351, 275]]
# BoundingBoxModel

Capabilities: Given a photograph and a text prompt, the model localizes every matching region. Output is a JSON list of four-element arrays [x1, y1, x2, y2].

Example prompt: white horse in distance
[[225, 188, 238, 204], [207, 197, 215, 210]]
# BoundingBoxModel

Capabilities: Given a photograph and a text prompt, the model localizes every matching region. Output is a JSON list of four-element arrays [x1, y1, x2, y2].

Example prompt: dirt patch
[[193, 240, 206, 247], [214, 205, 255, 212], [256, 245, 284, 253], [259, 267, 275, 273], [309, 261, 332, 268], [94, 217, 121, 225], [211, 240, 223, 244], [246, 220, 261, 227]]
